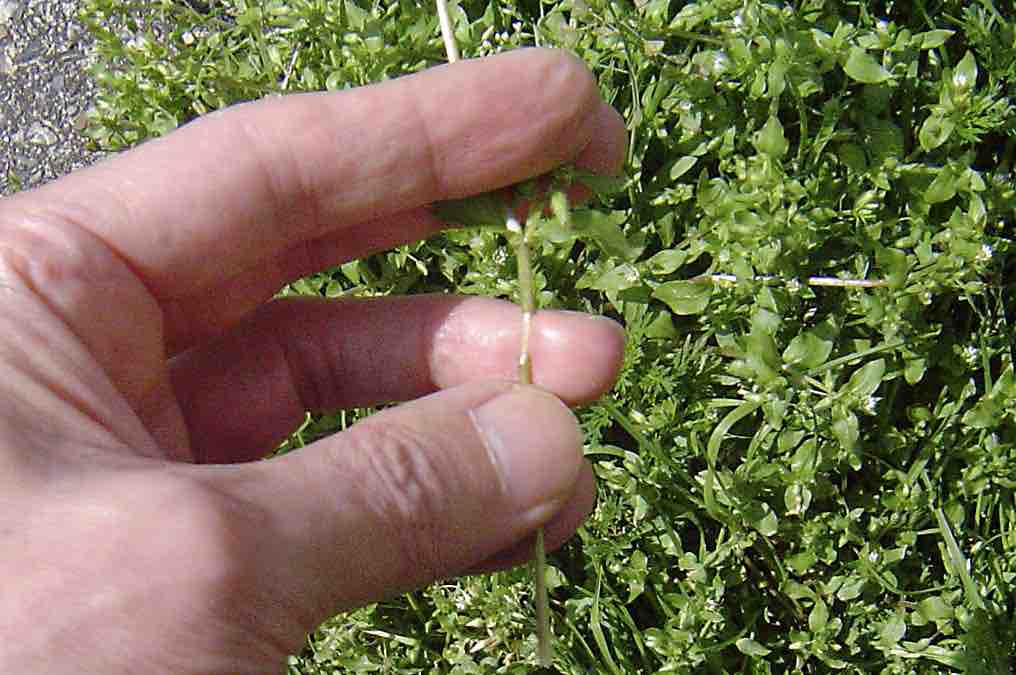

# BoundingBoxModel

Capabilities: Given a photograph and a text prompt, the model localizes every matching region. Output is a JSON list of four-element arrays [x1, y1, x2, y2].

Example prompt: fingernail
[[470, 386, 583, 524]]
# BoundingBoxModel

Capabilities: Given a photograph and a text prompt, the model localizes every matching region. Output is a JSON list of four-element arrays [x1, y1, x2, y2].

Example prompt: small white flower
[[862, 395, 880, 414]]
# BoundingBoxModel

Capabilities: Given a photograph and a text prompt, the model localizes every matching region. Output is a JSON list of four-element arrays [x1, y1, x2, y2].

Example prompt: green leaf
[[587, 263, 640, 294], [832, 409, 859, 452], [432, 192, 507, 228], [919, 113, 956, 151], [784, 483, 812, 516], [622, 550, 648, 602], [647, 249, 688, 275], [963, 397, 1002, 429], [878, 614, 907, 645], [917, 29, 954, 49], [747, 320, 783, 385], [836, 576, 865, 601], [865, 118, 905, 167], [917, 596, 953, 623], [904, 357, 927, 385], [838, 143, 868, 172], [645, 311, 677, 339], [150, 112, 179, 136], [736, 638, 772, 657], [845, 359, 886, 401], [653, 281, 712, 315], [844, 47, 890, 84], [783, 331, 834, 369], [953, 51, 978, 91], [790, 438, 818, 475], [570, 210, 639, 261], [532, 212, 573, 244], [754, 508, 779, 536], [669, 155, 698, 181], [809, 599, 830, 632], [755, 116, 788, 158], [926, 166, 958, 204], [877, 246, 909, 289], [570, 169, 628, 196], [788, 549, 817, 575]]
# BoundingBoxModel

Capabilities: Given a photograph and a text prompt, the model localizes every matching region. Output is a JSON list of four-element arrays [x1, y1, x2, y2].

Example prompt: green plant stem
[[507, 213, 551, 666], [533, 527, 551, 665]]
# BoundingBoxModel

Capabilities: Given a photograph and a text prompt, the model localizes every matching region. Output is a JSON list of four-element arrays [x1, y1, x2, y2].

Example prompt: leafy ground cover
[[81, 0, 1016, 672]]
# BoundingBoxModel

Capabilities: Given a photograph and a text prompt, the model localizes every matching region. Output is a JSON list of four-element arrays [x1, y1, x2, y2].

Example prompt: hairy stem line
[[434, 5, 551, 660], [507, 212, 551, 665]]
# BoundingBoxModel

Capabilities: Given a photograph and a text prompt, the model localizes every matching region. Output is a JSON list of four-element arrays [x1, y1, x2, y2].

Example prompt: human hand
[[0, 49, 626, 673]]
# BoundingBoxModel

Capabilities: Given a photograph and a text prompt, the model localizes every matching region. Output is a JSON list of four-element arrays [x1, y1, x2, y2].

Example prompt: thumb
[[214, 380, 589, 630]]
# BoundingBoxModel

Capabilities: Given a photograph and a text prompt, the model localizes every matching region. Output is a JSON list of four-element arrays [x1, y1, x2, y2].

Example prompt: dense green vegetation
[[82, 0, 1016, 672]]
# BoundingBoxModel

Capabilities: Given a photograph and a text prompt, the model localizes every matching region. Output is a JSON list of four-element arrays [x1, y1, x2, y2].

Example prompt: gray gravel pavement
[[1, 0, 104, 194]]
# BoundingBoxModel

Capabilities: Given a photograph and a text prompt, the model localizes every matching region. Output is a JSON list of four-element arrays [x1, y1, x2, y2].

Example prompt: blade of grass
[[933, 506, 986, 612], [591, 566, 623, 675]]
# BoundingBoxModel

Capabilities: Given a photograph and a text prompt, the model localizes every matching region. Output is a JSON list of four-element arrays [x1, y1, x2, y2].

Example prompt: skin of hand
[[0, 49, 627, 673]]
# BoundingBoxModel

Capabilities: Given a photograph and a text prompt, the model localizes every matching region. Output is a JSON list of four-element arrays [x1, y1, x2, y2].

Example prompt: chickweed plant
[[79, 0, 1016, 672]]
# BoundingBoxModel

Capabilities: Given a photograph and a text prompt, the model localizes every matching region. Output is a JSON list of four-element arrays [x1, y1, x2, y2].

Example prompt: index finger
[[6, 49, 624, 301]]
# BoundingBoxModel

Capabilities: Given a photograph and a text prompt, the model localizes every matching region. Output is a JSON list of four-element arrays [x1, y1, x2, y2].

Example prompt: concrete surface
[[1, 0, 103, 194]]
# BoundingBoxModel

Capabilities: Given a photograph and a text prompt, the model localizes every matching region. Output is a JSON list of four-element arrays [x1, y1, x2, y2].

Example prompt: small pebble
[[26, 121, 58, 146]]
